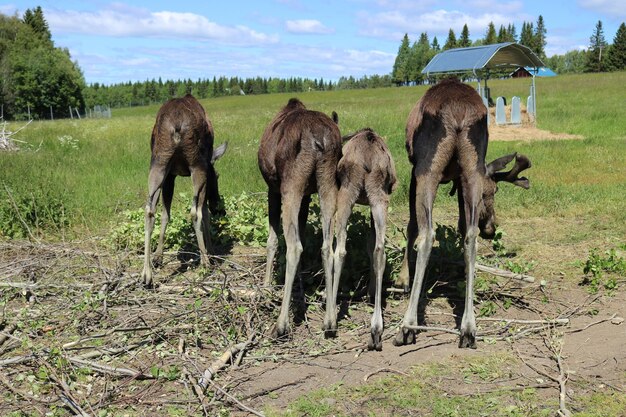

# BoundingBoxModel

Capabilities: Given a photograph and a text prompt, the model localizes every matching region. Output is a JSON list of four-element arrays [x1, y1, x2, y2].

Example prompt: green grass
[[2, 72, 626, 416], [1, 72, 625, 241], [266, 354, 626, 417]]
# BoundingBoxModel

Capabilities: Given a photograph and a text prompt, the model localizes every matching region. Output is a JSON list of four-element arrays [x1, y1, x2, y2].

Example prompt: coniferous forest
[[1, 8, 625, 120]]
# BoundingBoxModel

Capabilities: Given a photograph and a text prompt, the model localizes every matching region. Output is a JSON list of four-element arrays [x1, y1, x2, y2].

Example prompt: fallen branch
[[403, 324, 460, 336], [364, 367, 410, 382], [478, 317, 569, 326], [475, 263, 535, 283], [565, 313, 617, 334], [0, 323, 18, 347], [67, 357, 153, 379], [240, 378, 308, 400], [197, 334, 256, 392], [208, 379, 265, 417]]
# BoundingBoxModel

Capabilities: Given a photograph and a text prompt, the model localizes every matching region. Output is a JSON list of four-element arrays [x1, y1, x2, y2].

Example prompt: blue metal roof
[[422, 42, 545, 75], [524, 66, 557, 77]]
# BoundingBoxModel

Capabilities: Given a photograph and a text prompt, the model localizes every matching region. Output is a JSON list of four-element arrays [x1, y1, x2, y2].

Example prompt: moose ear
[[332, 111, 339, 124], [486, 152, 516, 176], [212, 142, 228, 163]]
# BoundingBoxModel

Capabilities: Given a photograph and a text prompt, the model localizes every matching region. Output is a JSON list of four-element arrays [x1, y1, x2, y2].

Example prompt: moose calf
[[141, 94, 227, 287], [258, 98, 342, 338], [394, 78, 531, 348], [332, 128, 397, 350]]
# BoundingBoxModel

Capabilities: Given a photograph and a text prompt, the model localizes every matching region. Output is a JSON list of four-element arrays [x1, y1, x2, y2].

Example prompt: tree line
[[392, 17, 626, 85], [84, 74, 393, 109], [1, 7, 625, 120]]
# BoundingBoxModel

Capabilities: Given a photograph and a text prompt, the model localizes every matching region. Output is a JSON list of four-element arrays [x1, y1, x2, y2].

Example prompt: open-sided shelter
[[422, 42, 546, 119]]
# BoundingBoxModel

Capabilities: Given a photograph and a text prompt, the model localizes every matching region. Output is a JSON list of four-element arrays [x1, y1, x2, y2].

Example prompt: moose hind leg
[[264, 191, 281, 286], [394, 177, 437, 346], [396, 173, 417, 292], [191, 168, 211, 266], [327, 186, 358, 337], [272, 193, 303, 339], [459, 176, 481, 349], [368, 202, 388, 351], [142, 164, 167, 288], [153, 173, 175, 266]]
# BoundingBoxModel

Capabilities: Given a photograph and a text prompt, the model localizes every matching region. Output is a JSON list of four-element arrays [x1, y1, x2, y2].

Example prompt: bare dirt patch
[[487, 106, 583, 142], [1, 238, 624, 416]]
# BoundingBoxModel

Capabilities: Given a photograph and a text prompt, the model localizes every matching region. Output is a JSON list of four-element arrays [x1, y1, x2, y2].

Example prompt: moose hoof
[[392, 327, 416, 347], [368, 331, 383, 351], [458, 332, 477, 349], [323, 321, 338, 339], [141, 270, 153, 289], [270, 322, 291, 341], [152, 254, 163, 267]]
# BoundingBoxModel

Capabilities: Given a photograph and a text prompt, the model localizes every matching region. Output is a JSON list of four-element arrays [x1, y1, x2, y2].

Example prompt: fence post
[[28, 105, 31, 120], [69, 106, 73, 119], [50, 105, 54, 120]]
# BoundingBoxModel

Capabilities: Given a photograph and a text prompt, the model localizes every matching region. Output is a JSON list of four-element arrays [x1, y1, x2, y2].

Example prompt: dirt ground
[[487, 105, 583, 142], [1, 236, 624, 416]]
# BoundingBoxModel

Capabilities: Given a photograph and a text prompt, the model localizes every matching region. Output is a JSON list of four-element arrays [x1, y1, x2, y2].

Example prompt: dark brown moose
[[333, 128, 397, 350], [394, 78, 531, 348], [258, 98, 341, 338], [141, 94, 227, 287]]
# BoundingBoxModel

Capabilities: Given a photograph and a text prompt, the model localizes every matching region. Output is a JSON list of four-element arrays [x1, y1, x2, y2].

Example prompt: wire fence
[[0, 104, 112, 121]]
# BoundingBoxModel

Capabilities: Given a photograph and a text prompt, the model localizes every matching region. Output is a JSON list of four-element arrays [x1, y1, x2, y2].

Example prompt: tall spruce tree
[[431, 36, 440, 52], [22, 6, 51, 43], [586, 20, 609, 72], [497, 25, 507, 43], [484, 22, 497, 44], [507, 23, 517, 42], [443, 29, 457, 50], [459, 24, 471, 47], [607, 22, 626, 71], [392, 33, 411, 85], [520, 22, 534, 48], [534, 15, 547, 58]]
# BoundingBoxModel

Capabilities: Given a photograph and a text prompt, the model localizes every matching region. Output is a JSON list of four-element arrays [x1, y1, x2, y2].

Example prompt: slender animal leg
[[190, 167, 210, 266], [298, 194, 311, 245], [394, 176, 437, 346], [153, 173, 175, 266], [327, 186, 358, 337], [272, 191, 304, 339], [459, 174, 481, 348], [318, 171, 339, 338], [396, 173, 417, 292], [455, 180, 467, 237], [368, 201, 388, 351], [264, 191, 281, 286], [142, 164, 167, 287]]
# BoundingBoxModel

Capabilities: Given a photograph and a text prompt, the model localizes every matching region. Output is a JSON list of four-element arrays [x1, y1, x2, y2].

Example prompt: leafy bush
[[0, 185, 70, 238], [581, 247, 626, 293]]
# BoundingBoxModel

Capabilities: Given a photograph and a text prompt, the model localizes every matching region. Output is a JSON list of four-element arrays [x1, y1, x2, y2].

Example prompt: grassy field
[[1, 72, 626, 416], [1, 72, 625, 240]]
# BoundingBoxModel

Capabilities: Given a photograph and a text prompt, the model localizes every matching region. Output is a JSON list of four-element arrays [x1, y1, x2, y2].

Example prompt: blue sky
[[2, 1, 624, 85]]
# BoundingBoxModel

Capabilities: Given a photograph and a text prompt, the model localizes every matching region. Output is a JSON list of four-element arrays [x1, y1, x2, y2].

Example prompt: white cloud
[[44, 7, 279, 45], [578, 0, 626, 19], [357, 9, 519, 41], [285, 19, 334, 34]]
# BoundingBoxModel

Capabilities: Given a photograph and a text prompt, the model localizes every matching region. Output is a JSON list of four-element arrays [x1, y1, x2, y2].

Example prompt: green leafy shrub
[[107, 203, 194, 252], [0, 185, 70, 238], [581, 247, 626, 293]]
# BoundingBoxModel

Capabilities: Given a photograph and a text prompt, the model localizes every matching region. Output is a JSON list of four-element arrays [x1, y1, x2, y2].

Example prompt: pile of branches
[[0, 118, 32, 151], [0, 239, 613, 416], [0, 241, 283, 416]]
